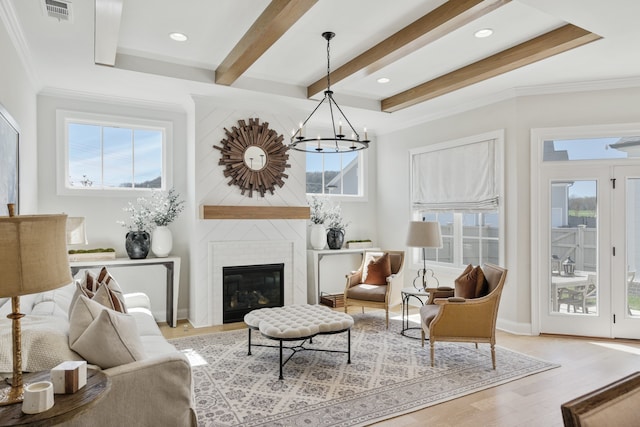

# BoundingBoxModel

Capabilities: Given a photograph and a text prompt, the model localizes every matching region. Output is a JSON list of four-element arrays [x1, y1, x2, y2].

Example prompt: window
[[57, 111, 172, 195], [410, 130, 504, 268], [421, 211, 499, 266], [306, 145, 363, 196]]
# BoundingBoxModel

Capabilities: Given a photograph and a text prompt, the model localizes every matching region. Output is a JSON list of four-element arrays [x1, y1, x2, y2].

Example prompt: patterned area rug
[[170, 312, 557, 427]]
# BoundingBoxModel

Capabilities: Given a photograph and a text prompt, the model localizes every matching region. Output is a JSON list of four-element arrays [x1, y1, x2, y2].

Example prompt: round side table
[[401, 287, 429, 339], [0, 368, 110, 427]]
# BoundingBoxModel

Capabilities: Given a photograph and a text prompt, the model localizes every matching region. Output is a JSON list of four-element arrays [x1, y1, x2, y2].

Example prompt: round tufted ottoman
[[244, 304, 354, 379]]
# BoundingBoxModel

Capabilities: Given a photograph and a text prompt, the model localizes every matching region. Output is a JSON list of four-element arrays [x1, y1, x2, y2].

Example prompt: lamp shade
[[0, 214, 72, 297], [406, 221, 443, 248]]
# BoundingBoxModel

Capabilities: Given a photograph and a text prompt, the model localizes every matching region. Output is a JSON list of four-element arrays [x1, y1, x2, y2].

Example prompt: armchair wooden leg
[[491, 343, 496, 369], [430, 342, 435, 367], [421, 329, 425, 347], [385, 310, 389, 329], [475, 343, 478, 349]]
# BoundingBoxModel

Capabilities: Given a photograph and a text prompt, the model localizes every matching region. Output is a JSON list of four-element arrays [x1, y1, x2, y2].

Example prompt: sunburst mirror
[[213, 118, 290, 197]]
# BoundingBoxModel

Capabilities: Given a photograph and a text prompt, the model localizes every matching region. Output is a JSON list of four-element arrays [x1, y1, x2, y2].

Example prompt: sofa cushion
[[96, 267, 127, 313], [69, 296, 145, 369], [364, 253, 391, 285], [454, 265, 486, 299]]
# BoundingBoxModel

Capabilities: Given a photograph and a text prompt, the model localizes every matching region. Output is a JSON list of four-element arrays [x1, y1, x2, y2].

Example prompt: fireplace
[[222, 263, 284, 323]]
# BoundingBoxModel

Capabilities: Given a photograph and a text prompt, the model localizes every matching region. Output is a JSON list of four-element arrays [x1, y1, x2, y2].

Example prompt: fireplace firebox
[[222, 263, 284, 323]]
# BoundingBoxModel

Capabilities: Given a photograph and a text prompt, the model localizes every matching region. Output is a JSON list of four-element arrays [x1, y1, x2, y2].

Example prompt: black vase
[[326, 228, 344, 250], [125, 231, 150, 259]]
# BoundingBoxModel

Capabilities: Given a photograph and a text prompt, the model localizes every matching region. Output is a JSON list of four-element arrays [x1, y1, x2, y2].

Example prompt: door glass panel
[[543, 137, 640, 162], [549, 180, 598, 314], [627, 178, 640, 316]]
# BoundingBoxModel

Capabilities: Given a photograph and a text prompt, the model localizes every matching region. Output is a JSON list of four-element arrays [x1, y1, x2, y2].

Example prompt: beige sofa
[[0, 281, 197, 426]]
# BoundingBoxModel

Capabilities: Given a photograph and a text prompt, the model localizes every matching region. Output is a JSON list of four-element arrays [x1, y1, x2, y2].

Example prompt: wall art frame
[[213, 118, 290, 197], [0, 103, 19, 216]]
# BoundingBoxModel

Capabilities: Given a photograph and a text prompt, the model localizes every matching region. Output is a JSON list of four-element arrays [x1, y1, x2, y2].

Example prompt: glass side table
[[401, 287, 430, 339]]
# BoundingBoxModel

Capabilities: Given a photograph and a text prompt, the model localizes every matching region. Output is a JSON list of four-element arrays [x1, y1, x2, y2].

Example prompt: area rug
[[170, 312, 557, 427]]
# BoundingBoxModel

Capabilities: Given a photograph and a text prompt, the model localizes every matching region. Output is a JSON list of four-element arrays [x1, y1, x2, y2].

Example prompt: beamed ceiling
[[5, 0, 640, 134]]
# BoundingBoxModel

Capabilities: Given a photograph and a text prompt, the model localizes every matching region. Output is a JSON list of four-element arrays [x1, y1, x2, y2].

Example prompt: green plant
[[346, 239, 371, 243], [68, 248, 115, 254]]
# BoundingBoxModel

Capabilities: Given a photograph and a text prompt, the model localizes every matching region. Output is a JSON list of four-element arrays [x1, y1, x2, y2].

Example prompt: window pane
[[306, 152, 323, 194], [342, 151, 358, 195], [103, 127, 133, 188], [463, 238, 480, 265], [543, 137, 639, 162], [134, 130, 162, 188], [323, 154, 341, 194], [483, 212, 499, 237], [68, 123, 101, 188]]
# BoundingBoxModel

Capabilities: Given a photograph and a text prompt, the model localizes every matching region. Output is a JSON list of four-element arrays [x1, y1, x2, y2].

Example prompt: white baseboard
[[497, 318, 535, 336]]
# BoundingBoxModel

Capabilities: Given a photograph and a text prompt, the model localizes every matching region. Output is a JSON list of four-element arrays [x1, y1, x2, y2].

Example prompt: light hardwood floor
[[160, 309, 640, 427]]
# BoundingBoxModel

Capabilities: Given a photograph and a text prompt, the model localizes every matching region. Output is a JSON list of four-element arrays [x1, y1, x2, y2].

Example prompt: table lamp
[[0, 208, 72, 405], [406, 221, 443, 291]]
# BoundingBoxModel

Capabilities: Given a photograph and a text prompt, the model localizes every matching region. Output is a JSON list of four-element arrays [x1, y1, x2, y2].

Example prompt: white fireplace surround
[[208, 240, 298, 325]]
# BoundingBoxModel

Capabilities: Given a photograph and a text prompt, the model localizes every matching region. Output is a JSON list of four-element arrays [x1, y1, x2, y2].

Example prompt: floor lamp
[[0, 209, 72, 405], [406, 221, 443, 291]]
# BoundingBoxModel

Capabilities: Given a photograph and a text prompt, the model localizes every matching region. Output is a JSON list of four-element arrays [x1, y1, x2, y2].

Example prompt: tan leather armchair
[[420, 263, 508, 368], [344, 250, 405, 328]]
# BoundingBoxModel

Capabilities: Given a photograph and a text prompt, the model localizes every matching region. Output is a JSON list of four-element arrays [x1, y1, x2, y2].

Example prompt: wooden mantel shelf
[[202, 205, 310, 220]]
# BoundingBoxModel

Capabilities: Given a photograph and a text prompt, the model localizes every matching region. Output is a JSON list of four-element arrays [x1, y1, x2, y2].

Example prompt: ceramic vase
[[125, 231, 150, 259], [326, 228, 344, 250], [151, 225, 173, 258], [310, 224, 326, 250]]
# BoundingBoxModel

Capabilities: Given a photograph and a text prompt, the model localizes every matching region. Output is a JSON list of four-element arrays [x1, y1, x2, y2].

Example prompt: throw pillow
[[96, 267, 128, 313], [454, 264, 486, 299], [69, 295, 145, 369], [364, 253, 392, 285]]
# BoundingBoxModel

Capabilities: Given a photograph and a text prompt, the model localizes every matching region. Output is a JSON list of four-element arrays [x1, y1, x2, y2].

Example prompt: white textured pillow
[[69, 296, 145, 369]]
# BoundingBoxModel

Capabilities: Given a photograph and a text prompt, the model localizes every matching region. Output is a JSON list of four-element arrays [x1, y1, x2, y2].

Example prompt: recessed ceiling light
[[169, 32, 188, 42], [474, 28, 493, 38], [377, 77, 390, 84]]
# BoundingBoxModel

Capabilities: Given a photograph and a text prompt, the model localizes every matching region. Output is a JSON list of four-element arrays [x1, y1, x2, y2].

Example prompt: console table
[[306, 248, 380, 304], [70, 257, 180, 327]]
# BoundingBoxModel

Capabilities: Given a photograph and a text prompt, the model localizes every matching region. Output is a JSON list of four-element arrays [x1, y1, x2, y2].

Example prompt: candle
[[364, 127, 368, 140], [299, 122, 304, 138], [317, 136, 321, 149], [339, 120, 343, 135]]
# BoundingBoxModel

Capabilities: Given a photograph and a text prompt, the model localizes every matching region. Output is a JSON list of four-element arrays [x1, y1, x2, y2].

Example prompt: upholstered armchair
[[420, 263, 508, 368], [344, 250, 405, 328]]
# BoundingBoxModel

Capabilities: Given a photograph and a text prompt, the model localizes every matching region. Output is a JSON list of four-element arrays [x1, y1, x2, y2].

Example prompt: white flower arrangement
[[308, 195, 349, 231], [119, 189, 185, 231]]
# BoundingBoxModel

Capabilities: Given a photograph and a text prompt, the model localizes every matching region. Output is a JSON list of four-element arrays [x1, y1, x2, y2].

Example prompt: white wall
[[376, 86, 640, 334], [36, 94, 191, 320], [0, 16, 37, 213]]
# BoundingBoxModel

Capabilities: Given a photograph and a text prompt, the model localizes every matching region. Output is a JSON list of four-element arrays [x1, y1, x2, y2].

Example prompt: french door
[[611, 166, 640, 338], [539, 165, 640, 339]]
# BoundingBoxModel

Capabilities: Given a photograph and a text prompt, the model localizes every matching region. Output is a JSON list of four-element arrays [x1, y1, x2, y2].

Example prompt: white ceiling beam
[[94, 0, 124, 66]]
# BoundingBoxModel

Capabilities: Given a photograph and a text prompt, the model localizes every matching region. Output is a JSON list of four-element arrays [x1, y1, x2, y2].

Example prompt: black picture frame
[[0, 103, 19, 216]]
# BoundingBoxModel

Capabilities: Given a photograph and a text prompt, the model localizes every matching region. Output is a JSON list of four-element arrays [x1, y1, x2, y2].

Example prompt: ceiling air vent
[[41, 0, 73, 22]]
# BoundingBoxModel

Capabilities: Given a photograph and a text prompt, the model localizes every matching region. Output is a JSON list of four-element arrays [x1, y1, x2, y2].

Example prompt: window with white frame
[[306, 147, 363, 196], [57, 111, 172, 195], [410, 130, 504, 267]]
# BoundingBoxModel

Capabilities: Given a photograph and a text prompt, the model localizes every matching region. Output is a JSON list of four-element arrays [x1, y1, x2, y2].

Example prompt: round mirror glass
[[243, 146, 267, 171]]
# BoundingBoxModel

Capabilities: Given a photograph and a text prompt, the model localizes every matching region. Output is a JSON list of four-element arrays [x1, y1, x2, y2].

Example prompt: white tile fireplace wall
[[190, 99, 308, 327], [209, 240, 300, 325]]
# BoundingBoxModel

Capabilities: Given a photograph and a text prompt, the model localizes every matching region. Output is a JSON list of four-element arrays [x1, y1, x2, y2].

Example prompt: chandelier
[[289, 32, 370, 153]]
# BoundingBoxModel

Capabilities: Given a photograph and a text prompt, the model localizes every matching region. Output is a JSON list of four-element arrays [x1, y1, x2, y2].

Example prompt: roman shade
[[411, 138, 498, 212]]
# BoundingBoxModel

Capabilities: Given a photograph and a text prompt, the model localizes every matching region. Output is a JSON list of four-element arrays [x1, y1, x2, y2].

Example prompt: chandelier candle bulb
[[364, 128, 367, 140]]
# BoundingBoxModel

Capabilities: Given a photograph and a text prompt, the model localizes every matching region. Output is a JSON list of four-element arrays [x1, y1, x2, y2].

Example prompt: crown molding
[[38, 86, 187, 113], [0, 0, 40, 89]]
